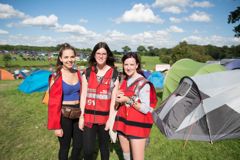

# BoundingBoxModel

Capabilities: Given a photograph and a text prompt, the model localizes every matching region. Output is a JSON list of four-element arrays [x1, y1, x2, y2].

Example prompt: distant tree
[[160, 54, 171, 64], [56, 44, 63, 51], [122, 46, 131, 53], [147, 46, 155, 56], [3, 54, 12, 67], [137, 45, 147, 55], [228, 6, 240, 37], [171, 41, 189, 62]]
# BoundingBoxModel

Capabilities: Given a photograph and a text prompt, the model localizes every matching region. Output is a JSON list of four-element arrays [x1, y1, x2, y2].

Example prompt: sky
[[0, 0, 239, 51]]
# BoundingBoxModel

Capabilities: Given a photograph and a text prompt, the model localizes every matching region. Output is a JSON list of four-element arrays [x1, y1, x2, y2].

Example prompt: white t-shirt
[[126, 73, 151, 114]]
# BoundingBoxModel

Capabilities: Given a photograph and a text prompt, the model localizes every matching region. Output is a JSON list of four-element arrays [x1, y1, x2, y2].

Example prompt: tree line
[[1, 41, 240, 65], [123, 41, 240, 64]]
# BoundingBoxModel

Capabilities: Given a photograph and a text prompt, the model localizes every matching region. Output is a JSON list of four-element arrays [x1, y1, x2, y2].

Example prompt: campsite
[[1, 0, 240, 159], [1, 53, 240, 159]]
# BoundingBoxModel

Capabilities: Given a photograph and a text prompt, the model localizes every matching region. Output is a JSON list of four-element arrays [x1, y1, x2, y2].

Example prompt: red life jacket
[[113, 77, 157, 137], [84, 66, 114, 124]]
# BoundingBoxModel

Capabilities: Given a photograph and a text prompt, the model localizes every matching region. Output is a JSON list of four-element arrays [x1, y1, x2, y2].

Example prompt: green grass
[[141, 56, 162, 71], [0, 80, 239, 160]]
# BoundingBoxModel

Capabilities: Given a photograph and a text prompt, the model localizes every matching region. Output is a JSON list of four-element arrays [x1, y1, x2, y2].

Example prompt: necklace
[[96, 65, 109, 76]]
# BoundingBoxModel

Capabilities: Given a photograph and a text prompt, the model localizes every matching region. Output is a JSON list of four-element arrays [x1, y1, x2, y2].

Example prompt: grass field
[[141, 56, 162, 71], [0, 80, 240, 160]]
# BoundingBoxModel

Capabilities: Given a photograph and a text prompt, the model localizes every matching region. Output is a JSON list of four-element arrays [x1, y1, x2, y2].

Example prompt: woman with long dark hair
[[48, 43, 83, 160], [79, 42, 119, 160]]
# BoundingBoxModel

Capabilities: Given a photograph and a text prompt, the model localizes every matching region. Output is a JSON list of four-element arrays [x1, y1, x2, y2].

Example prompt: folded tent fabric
[[18, 70, 52, 93]]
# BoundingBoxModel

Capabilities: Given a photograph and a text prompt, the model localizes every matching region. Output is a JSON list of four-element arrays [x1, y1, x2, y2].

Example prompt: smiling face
[[95, 48, 108, 66], [123, 57, 139, 77], [59, 49, 76, 70]]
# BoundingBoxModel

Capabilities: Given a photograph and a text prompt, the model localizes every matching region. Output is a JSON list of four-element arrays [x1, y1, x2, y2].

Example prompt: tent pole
[[201, 102, 213, 142], [183, 124, 194, 149]]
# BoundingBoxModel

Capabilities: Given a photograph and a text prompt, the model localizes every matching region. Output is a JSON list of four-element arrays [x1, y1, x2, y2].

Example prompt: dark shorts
[[62, 103, 80, 108]]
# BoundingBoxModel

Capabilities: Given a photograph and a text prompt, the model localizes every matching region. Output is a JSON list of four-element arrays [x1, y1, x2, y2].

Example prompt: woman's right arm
[[79, 74, 88, 130]]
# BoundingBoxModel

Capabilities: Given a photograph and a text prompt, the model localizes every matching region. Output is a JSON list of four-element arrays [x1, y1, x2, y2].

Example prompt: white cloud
[[162, 6, 183, 14], [79, 18, 88, 23], [0, 29, 8, 34], [191, 1, 214, 8], [167, 25, 184, 33], [153, 0, 191, 7], [22, 14, 58, 27], [187, 11, 211, 22], [56, 24, 97, 37], [105, 30, 127, 41], [183, 35, 240, 47], [3, 34, 56, 46], [169, 17, 182, 23], [116, 3, 164, 24], [0, 3, 26, 19], [101, 29, 174, 50]]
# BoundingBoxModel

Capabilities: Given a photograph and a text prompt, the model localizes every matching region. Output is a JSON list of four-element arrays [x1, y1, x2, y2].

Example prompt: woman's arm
[[133, 83, 151, 114], [79, 74, 88, 130], [105, 78, 119, 130]]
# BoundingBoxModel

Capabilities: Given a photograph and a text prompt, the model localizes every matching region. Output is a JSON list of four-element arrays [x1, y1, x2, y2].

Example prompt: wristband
[[125, 96, 137, 106]]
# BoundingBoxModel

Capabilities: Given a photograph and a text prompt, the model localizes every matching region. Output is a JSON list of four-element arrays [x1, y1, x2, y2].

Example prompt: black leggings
[[83, 124, 110, 160], [58, 116, 83, 160]]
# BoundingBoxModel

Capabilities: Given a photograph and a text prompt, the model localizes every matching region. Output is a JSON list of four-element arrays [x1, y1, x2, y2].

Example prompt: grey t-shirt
[[126, 73, 152, 114]]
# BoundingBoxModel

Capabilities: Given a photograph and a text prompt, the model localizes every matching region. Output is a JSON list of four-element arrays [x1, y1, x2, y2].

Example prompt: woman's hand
[[54, 129, 63, 137], [116, 91, 130, 103], [78, 116, 84, 131], [133, 101, 141, 110], [104, 119, 110, 131]]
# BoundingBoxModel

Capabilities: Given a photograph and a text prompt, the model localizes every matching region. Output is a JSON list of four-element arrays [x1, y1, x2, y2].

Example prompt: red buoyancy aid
[[84, 67, 114, 124], [48, 71, 82, 130], [113, 77, 157, 137]]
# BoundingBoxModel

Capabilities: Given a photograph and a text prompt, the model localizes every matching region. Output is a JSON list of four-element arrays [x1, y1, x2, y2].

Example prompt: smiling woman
[[113, 52, 157, 160], [78, 42, 119, 160], [47, 43, 83, 160]]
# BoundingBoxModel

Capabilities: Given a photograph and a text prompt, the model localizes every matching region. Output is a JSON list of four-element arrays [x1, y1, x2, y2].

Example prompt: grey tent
[[225, 59, 240, 70], [153, 70, 240, 141]]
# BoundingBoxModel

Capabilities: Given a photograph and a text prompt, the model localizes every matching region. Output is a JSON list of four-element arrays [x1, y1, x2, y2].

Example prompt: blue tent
[[18, 70, 52, 94], [225, 59, 240, 70], [147, 71, 164, 89], [143, 70, 152, 79]]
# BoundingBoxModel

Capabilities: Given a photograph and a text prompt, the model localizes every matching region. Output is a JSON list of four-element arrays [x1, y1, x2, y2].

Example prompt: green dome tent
[[162, 59, 205, 100], [162, 59, 226, 100], [195, 63, 226, 75]]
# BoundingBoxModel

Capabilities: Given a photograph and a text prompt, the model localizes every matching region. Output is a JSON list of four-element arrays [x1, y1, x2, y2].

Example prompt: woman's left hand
[[104, 119, 110, 131], [78, 116, 84, 131]]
